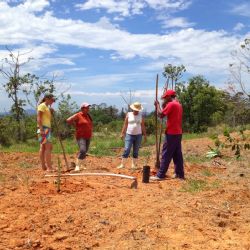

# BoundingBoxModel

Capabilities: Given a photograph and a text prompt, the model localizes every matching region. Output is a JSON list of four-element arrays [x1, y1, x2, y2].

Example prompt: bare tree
[[230, 38, 250, 97]]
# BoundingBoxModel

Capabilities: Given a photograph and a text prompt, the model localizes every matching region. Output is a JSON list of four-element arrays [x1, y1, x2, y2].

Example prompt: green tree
[[177, 76, 227, 132], [162, 64, 186, 90], [22, 73, 56, 108], [54, 94, 79, 139]]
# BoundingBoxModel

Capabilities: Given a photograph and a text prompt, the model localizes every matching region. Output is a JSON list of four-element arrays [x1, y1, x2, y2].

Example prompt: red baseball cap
[[80, 102, 91, 108], [161, 89, 176, 98]]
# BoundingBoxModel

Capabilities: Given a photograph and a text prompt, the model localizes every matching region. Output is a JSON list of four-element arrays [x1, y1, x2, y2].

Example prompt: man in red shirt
[[151, 89, 184, 180], [67, 102, 93, 171]]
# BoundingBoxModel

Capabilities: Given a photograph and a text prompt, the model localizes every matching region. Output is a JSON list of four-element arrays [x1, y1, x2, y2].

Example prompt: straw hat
[[130, 102, 143, 111]]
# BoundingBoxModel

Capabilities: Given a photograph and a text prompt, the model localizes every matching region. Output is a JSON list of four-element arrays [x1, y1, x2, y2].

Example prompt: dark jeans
[[157, 134, 184, 178], [122, 134, 142, 158], [77, 138, 90, 159]]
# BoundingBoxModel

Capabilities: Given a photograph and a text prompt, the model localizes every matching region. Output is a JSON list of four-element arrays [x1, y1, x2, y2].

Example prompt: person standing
[[117, 102, 147, 170], [151, 90, 184, 180], [66, 102, 93, 171], [37, 93, 55, 172]]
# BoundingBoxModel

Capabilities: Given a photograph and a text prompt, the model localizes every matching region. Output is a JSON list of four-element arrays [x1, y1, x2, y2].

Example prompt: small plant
[[224, 129, 250, 159], [206, 136, 223, 159]]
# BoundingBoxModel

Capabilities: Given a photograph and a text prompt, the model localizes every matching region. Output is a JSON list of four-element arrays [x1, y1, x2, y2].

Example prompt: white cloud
[[76, 0, 192, 17], [21, 0, 49, 12], [161, 17, 195, 28], [233, 22, 245, 31], [0, 2, 242, 76], [230, 3, 250, 17]]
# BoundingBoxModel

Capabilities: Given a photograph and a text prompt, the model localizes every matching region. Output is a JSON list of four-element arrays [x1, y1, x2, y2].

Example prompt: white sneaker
[[74, 165, 80, 171], [150, 176, 165, 181], [117, 164, 125, 169]]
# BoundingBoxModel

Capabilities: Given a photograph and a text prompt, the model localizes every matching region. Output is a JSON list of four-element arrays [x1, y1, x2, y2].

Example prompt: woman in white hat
[[117, 102, 147, 169]]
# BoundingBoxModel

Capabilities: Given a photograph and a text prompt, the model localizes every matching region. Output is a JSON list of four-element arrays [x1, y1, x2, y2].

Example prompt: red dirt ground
[[0, 137, 249, 250]]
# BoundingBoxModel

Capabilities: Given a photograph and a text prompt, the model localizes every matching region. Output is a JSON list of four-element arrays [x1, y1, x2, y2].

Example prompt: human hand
[[154, 100, 159, 106], [120, 133, 125, 140], [143, 136, 147, 144]]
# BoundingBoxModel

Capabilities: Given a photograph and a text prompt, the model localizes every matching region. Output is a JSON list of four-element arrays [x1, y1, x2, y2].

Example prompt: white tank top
[[126, 112, 142, 135]]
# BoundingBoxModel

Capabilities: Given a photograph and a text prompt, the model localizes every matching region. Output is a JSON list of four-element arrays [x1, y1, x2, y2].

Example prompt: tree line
[[0, 42, 250, 146]]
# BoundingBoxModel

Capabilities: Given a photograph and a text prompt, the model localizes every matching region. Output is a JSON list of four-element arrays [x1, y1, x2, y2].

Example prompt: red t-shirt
[[161, 100, 183, 135], [71, 112, 93, 139]]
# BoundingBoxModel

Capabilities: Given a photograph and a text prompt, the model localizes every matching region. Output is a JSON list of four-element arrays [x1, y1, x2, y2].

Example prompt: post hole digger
[[51, 110, 73, 172]]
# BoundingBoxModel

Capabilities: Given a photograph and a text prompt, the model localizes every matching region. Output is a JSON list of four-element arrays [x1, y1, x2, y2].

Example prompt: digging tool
[[45, 172, 138, 189], [51, 110, 70, 171], [155, 74, 160, 169]]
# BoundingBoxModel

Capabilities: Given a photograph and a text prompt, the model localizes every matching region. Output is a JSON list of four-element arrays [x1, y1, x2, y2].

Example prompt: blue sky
[[0, 0, 249, 112]]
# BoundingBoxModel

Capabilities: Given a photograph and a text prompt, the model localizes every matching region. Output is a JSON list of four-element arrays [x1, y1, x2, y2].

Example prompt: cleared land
[[0, 137, 249, 250]]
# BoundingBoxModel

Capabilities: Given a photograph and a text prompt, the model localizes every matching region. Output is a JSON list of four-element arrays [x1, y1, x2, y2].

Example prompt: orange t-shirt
[[71, 112, 93, 139]]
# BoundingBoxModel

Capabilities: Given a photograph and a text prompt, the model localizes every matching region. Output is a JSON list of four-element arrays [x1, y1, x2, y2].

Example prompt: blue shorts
[[37, 126, 51, 144]]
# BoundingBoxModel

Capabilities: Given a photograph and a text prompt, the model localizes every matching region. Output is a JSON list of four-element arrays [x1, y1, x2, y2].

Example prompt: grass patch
[[182, 133, 207, 140], [210, 180, 220, 189], [180, 179, 208, 193], [184, 154, 209, 164], [201, 169, 214, 177], [0, 173, 6, 183], [180, 178, 221, 193], [19, 162, 33, 169]]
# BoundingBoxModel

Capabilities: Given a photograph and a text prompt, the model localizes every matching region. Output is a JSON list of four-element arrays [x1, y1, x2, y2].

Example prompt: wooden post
[[155, 74, 160, 169]]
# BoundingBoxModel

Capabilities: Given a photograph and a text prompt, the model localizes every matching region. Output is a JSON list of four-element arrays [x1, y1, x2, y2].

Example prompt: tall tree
[[176, 76, 227, 132], [230, 38, 250, 97], [0, 47, 32, 140], [22, 73, 56, 108], [162, 64, 186, 90]]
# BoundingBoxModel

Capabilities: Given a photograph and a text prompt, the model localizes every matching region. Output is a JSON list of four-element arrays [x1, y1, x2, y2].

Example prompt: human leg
[[39, 144, 46, 170], [173, 135, 184, 179], [131, 134, 142, 169], [44, 142, 53, 171], [157, 135, 177, 178], [76, 138, 88, 171], [117, 134, 133, 168]]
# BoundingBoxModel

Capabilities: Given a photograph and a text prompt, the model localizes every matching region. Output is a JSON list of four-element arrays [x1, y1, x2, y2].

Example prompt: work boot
[[131, 158, 139, 170], [117, 158, 126, 169]]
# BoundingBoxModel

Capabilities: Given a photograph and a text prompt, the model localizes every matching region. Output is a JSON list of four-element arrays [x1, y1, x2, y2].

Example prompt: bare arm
[[120, 114, 128, 139], [66, 114, 77, 125], [37, 111, 44, 135]]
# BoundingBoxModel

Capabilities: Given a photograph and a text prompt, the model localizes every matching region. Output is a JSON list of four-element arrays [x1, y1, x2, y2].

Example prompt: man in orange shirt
[[67, 102, 93, 171]]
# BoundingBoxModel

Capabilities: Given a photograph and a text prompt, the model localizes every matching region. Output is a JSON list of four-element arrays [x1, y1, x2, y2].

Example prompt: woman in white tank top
[[117, 102, 147, 169]]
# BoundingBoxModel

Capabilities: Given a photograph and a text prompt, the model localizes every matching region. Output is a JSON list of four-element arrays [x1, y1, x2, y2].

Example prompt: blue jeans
[[157, 134, 184, 178], [122, 134, 142, 158], [77, 138, 90, 159]]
